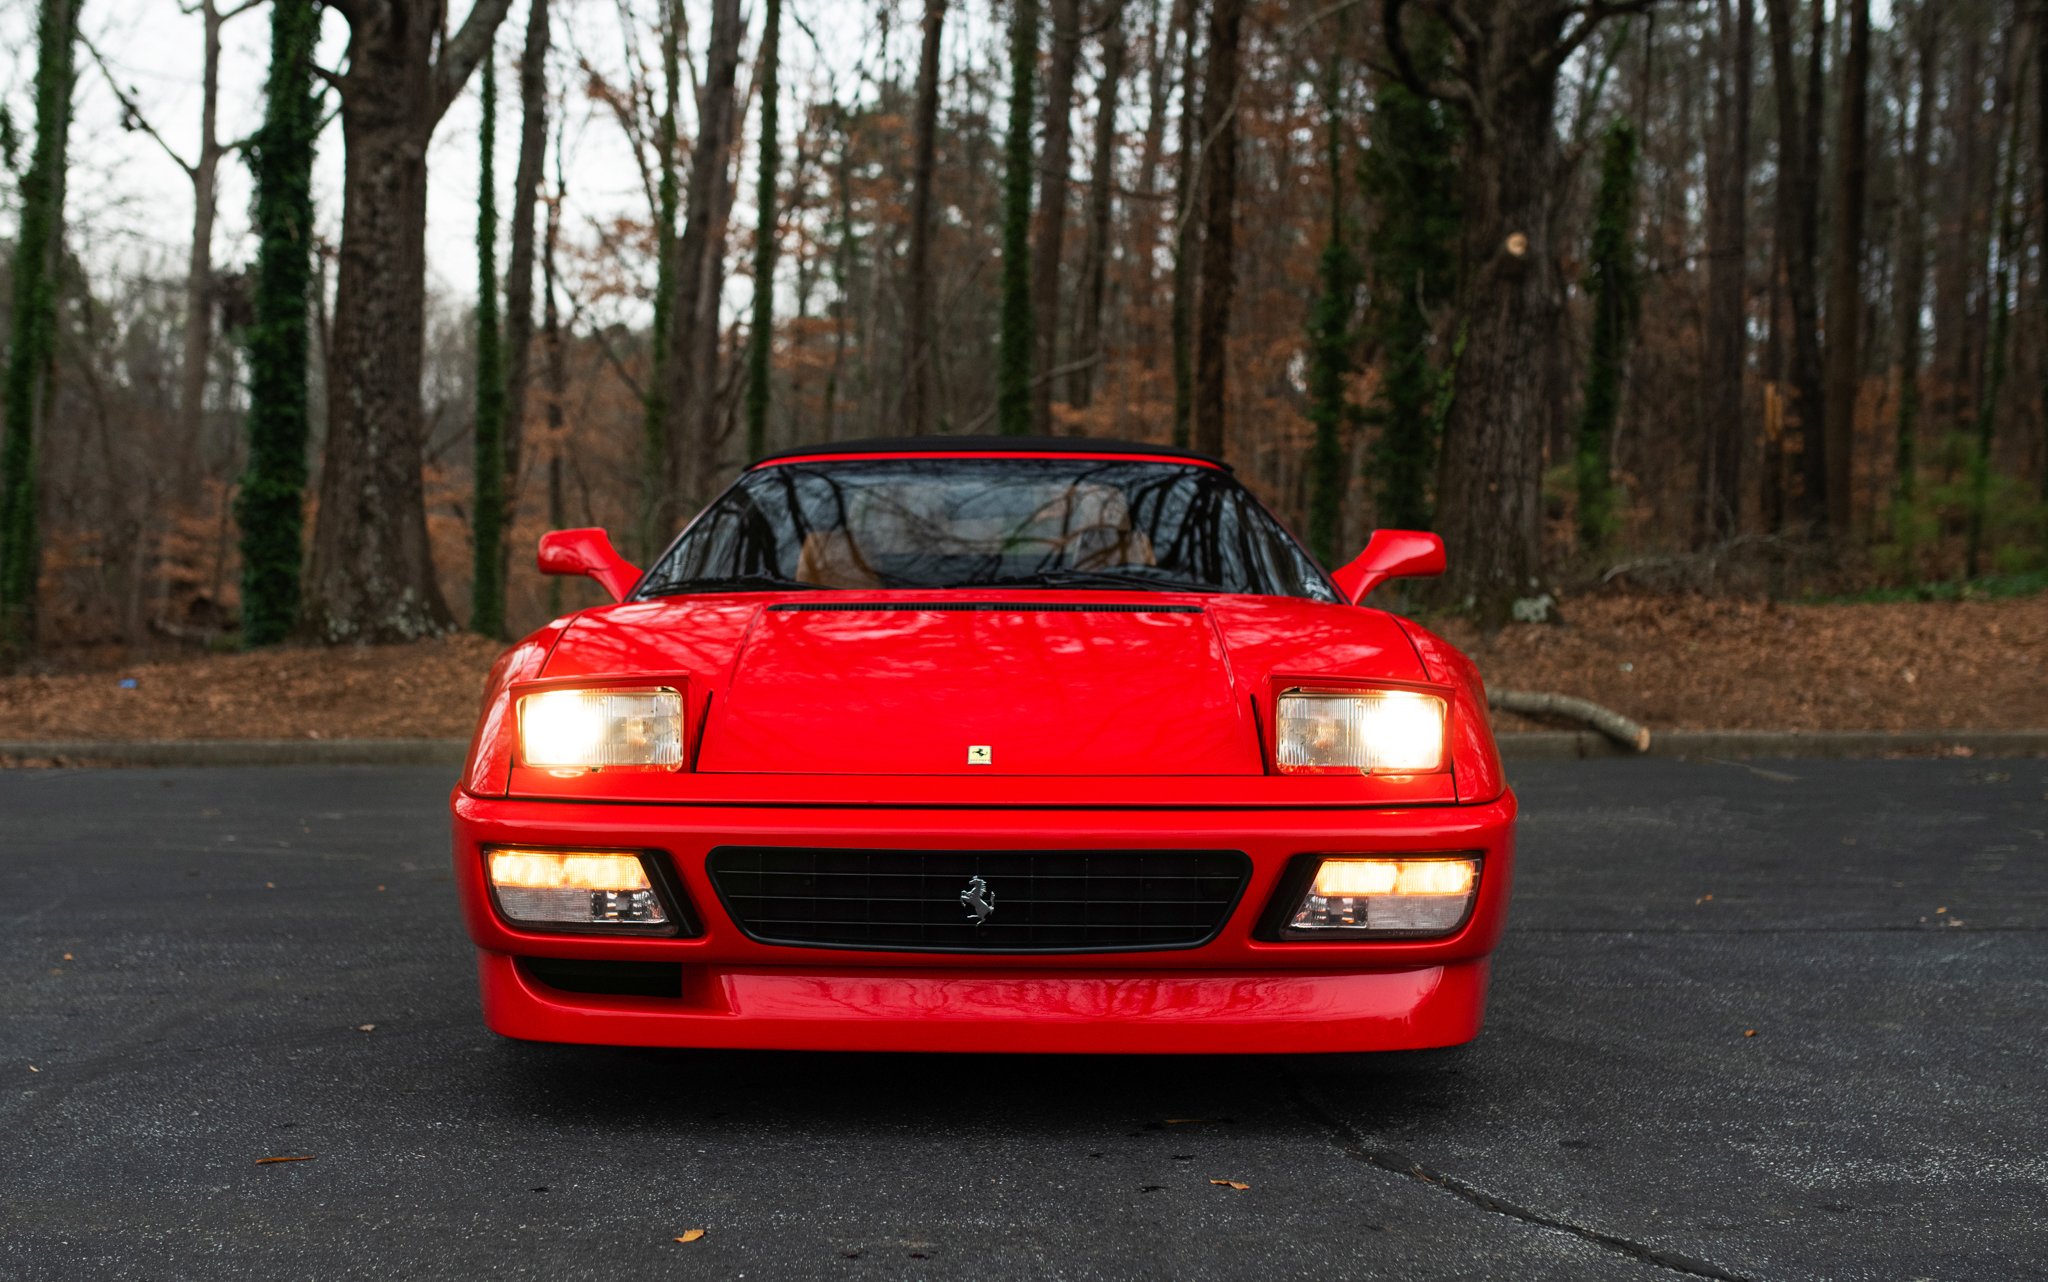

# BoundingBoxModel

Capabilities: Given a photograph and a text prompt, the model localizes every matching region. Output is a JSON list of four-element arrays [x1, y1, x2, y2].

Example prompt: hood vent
[[769, 601, 1203, 614]]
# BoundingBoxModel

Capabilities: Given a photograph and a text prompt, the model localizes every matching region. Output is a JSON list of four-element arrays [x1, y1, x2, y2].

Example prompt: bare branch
[[431, 0, 517, 125], [79, 30, 198, 176], [1379, 0, 1479, 111]]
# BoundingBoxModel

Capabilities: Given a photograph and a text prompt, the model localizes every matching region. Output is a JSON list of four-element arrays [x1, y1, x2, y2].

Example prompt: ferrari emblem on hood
[[960, 875, 995, 924], [967, 744, 992, 765]]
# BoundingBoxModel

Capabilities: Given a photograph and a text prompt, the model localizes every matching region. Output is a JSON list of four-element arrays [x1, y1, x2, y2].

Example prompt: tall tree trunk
[[1072, 8, 1126, 410], [470, 51, 506, 638], [541, 119, 568, 616], [903, 0, 947, 435], [178, 0, 228, 476], [236, 0, 320, 647], [997, 0, 1039, 436], [661, 0, 741, 512], [1303, 45, 1357, 567], [743, 0, 781, 459], [1132, 0, 1188, 367], [640, 0, 682, 555], [1819, 0, 1869, 539], [1168, 6, 1199, 447], [1892, 2, 1936, 519], [1189, 0, 1242, 459], [502, 0, 549, 563], [0, 0, 80, 655], [1763, 0, 1826, 532], [2039, 0, 2048, 503], [1030, 0, 1081, 433], [1698, 0, 1752, 544], [308, 0, 512, 643], [1575, 120, 1640, 552], [1967, 66, 2021, 579]]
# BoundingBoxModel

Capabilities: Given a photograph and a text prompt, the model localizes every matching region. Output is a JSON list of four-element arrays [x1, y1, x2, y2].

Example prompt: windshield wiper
[[979, 568, 1210, 593], [638, 572, 830, 596]]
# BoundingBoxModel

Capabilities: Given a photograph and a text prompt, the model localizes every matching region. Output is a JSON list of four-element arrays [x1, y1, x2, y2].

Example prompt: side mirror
[[537, 528, 642, 603], [1329, 530, 1446, 605]]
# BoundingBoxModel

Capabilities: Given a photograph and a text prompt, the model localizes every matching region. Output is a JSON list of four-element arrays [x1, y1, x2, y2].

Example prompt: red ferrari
[[451, 438, 1516, 1054]]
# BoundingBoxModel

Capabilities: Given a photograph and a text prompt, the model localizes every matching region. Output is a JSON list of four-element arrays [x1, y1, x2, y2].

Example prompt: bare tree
[[307, 0, 515, 642], [1764, 0, 1827, 530], [1698, 0, 1752, 543], [1819, 0, 1870, 538], [903, 0, 947, 435], [502, 0, 550, 558], [1072, 6, 1126, 409], [1189, 0, 1242, 459], [1030, 0, 1083, 434]]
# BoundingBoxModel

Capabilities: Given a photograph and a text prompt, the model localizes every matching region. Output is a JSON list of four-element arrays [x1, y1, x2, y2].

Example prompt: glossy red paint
[[536, 528, 642, 602], [1330, 529, 1447, 604], [455, 443, 1518, 1053]]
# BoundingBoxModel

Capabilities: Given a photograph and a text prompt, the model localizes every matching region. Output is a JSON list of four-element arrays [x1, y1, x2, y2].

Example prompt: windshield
[[636, 456, 1340, 601]]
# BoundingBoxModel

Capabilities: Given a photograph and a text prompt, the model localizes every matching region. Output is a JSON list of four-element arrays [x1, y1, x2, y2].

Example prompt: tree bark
[[502, 0, 550, 546], [1819, 0, 1869, 539], [903, 0, 946, 436], [308, 0, 514, 643], [1072, 7, 1126, 410], [177, 0, 229, 477], [1030, 0, 1082, 434], [1697, 0, 1752, 544], [742, 0, 781, 459], [661, 0, 741, 516], [1189, 0, 1242, 460], [1131, 0, 1187, 366], [1892, 2, 1935, 511], [1168, 3, 1199, 447], [1763, 0, 1826, 532]]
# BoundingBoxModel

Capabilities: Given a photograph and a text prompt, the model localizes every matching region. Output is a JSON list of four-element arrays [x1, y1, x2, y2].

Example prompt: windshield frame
[[631, 453, 1344, 603]]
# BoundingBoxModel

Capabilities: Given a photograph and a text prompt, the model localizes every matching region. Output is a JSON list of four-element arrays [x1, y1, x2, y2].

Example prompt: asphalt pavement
[[2, 759, 2043, 1280]]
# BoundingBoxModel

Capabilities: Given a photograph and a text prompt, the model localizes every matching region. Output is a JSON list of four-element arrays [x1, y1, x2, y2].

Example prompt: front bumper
[[451, 791, 1516, 1054]]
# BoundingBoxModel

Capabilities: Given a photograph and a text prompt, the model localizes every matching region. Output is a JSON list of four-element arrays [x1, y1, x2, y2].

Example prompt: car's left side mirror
[[537, 528, 642, 602], [1329, 530, 1446, 605]]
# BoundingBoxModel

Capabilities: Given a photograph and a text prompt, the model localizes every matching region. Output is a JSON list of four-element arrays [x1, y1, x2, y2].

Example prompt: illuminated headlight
[[517, 686, 683, 770], [1276, 689, 1446, 774], [486, 848, 669, 927], [1282, 856, 1478, 937]]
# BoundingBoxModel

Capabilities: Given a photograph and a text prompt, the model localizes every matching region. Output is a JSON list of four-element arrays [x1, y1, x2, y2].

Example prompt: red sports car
[[451, 438, 1516, 1054]]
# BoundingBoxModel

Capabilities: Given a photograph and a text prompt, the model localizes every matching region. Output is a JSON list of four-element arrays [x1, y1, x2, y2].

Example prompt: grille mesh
[[707, 847, 1249, 953]]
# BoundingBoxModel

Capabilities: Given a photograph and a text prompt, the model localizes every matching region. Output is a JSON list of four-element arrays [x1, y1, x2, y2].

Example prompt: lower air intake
[[706, 847, 1249, 953]]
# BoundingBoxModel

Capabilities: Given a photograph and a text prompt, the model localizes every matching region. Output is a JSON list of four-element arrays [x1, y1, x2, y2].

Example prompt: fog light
[[1282, 856, 1478, 938], [486, 848, 669, 927]]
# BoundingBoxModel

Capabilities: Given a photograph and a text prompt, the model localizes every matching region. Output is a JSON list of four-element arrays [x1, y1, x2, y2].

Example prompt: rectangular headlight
[[1281, 856, 1478, 938], [486, 847, 670, 927], [517, 686, 684, 770], [1276, 689, 1446, 774]]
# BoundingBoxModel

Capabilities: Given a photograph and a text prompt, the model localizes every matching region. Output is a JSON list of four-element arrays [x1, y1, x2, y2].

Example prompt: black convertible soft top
[[750, 435, 1231, 471]]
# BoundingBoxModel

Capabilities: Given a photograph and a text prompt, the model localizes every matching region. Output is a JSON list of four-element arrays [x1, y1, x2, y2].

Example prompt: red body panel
[[452, 448, 1517, 1054]]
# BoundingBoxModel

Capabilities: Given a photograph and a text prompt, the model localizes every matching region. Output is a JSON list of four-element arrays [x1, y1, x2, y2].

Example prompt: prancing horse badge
[[967, 744, 992, 765]]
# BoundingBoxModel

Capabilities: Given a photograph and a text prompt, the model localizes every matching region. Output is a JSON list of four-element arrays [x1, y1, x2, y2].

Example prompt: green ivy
[[471, 50, 507, 639]]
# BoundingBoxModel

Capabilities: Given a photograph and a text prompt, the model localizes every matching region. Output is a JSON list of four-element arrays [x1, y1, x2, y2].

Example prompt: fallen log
[[1488, 690, 1652, 753]]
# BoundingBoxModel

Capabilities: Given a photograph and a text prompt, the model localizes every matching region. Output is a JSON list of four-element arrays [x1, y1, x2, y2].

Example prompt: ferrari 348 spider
[[451, 437, 1516, 1054]]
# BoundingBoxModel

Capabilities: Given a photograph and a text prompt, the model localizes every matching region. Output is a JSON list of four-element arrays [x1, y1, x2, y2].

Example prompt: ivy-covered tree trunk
[[471, 51, 507, 639], [0, 0, 80, 657], [1362, 30, 1459, 533], [1574, 119, 1640, 552], [307, 0, 512, 643], [743, 0, 782, 460], [235, 0, 320, 648], [997, 0, 1039, 436], [1303, 54, 1359, 568]]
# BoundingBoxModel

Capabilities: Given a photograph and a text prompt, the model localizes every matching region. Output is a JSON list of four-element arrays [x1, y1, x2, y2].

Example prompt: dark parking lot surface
[[2, 759, 2044, 1280]]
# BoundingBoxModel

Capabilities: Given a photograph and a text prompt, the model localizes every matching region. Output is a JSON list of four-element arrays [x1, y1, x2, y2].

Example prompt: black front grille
[[707, 847, 1250, 953]]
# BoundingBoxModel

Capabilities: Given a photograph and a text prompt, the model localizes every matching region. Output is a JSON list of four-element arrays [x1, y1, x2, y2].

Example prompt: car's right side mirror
[[1329, 530, 1446, 605], [537, 528, 642, 602]]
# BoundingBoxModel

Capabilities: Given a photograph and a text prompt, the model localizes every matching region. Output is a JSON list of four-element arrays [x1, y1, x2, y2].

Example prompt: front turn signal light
[[1280, 856, 1479, 938], [1276, 689, 1446, 774], [486, 847, 669, 928]]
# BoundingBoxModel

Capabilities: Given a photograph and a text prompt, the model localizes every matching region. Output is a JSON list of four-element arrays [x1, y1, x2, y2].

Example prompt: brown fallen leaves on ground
[[0, 594, 2041, 741]]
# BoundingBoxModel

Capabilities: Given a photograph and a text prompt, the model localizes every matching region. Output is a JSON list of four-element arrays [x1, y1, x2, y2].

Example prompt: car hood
[[540, 593, 1428, 778]]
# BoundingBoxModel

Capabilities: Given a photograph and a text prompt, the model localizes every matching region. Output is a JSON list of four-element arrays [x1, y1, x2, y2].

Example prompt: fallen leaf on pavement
[[674, 1230, 706, 1243], [356, 1024, 376, 1033], [1743, 1029, 1757, 1038], [1210, 1180, 1250, 1190], [255, 1156, 315, 1165]]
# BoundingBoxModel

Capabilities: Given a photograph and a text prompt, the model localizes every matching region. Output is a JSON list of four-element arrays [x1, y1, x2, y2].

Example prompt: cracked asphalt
[[2, 758, 2044, 1280]]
